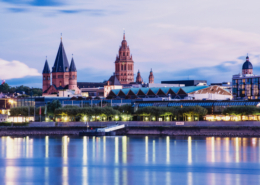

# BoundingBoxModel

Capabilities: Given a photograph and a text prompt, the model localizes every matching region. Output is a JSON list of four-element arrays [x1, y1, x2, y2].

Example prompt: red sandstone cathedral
[[114, 33, 154, 85], [42, 33, 154, 96], [42, 37, 81, 95]]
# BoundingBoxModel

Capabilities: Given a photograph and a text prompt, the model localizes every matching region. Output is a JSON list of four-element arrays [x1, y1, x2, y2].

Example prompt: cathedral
[[114, 33, 154, 85], [42, 33, 155, 97], [42, 37, 81, 96]]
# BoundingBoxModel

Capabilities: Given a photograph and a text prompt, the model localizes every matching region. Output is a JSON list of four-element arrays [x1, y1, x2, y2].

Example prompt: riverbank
[[1, 123, 260, 136]]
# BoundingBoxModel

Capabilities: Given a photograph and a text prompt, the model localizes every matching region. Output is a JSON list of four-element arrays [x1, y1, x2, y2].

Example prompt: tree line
[[0, 83, 42, 96], [10, 100, 208, 121], [222, 106, 260, 120]]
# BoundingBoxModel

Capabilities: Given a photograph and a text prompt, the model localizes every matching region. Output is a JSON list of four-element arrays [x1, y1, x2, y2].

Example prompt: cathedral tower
[[149, 69, 154, 83], [52, 37, 70, 88], [42, 58, 51, 92], [69, 56, 77, 90], [114, 33, 134, 84], [136, 70, 142, 83]]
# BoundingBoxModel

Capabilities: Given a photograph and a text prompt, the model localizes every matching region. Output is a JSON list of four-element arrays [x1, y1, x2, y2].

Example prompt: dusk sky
[[1, 0, 260, 87]]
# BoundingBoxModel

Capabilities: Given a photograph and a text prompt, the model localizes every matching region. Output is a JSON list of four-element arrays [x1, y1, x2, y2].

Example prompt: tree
[[0, 83, 10, 93], [223, 106, 260, 120], [47, 100, 62, 117]]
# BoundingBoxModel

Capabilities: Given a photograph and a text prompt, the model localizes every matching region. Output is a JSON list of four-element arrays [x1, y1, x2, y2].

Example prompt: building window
[[123, 52, 125, 56], [58, 75, 63, 78], [59, 81, 62, 86], [48, 77, 50, 80], [65, 75, 69, 78], [121, 65, 123, 70], [44, 77, 45, 80], [53, 75, 56, 79], [73, 75, 75, 79]]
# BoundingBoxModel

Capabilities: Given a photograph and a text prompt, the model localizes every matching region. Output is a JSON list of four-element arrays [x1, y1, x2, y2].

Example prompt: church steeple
[[52, 38, 69, 73], [136, 70, 142, 83], [42, 57, 50, 74], [42, 57, 51, 93], [149, 68, 154, 84], [69, 55, 77, 72]]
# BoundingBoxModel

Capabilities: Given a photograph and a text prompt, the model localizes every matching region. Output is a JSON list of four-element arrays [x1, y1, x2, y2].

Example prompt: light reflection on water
[[1, 136, 260, 184]]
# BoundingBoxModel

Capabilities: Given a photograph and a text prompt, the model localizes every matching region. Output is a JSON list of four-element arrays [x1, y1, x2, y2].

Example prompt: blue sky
[[1, 0, 260, 87]]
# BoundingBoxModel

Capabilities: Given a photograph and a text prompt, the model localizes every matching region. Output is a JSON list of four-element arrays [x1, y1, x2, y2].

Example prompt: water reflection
[[62, 136, 69, 185], [115, 137, 119, 164], [122, 136, 127, 164], [83, 136, 87, 165], [145, 136, 148, 163], [187, 172, 192, 185], [188, 136, 192, 164], [45, 136, 49, 158], [103, 136, 106, 163], [166, 136, 170, 164], [153, 140, 156, 163], [1, 136, 260, 184]]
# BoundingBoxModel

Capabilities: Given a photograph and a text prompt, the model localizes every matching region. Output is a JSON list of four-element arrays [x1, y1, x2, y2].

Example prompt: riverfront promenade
[[27, 121, 260, 127], [1, 121, 260, 136]]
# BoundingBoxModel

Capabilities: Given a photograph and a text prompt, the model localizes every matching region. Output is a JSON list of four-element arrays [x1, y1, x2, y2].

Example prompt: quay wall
[[1, 121, 260, 136]]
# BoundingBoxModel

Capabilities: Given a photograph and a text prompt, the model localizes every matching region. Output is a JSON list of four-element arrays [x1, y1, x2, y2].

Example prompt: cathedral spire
[[42, 58, 50, 74], [52, 37, 69, 72], [123, 29, 125, 40], [69, 55, 77, 72]]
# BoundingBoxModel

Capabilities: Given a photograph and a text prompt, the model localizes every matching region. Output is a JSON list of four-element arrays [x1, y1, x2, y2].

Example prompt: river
[[0, 136, 260, 184]]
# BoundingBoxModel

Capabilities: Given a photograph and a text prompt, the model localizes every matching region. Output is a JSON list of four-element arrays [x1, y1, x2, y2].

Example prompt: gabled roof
[[69, 57, 77, 72], [127, 89, 136, 96], [121, 89, 130, 95], [170, 87, 181, 93], [140, 88, 149, 94], [111, 89, 121, 96], [52, 40, 70, 73], [182, 86, 208, 93], [107, 75, 121, 85], [118, 90, 126, 96], [130, 88, 140, 94], [42, 60, 51, 74]]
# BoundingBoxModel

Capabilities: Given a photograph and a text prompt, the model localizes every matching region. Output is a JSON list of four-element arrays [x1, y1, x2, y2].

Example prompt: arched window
[[123, 52, 125, 56], [59, 81, 62, 86]]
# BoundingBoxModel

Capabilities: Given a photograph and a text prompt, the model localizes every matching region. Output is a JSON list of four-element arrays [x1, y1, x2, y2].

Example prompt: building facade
[[42, 38, 81, 96], [114, 33, 134, 84], [232, 56, 258, 100]]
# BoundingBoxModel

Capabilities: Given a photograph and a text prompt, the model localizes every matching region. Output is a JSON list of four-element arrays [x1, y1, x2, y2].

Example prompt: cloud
[[8, 7, 28, 12], [2, 0, 63, 6], [7, 76, 42, 87], [59, 9, 106, 16], [0, 59, 41, 80]]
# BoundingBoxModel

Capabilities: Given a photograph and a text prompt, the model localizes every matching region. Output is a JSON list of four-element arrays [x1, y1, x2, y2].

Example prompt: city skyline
[[1, 0, 260, 87]]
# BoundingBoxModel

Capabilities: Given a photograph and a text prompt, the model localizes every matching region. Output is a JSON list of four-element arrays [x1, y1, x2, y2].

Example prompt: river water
[[0, 136, 260, 185]]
